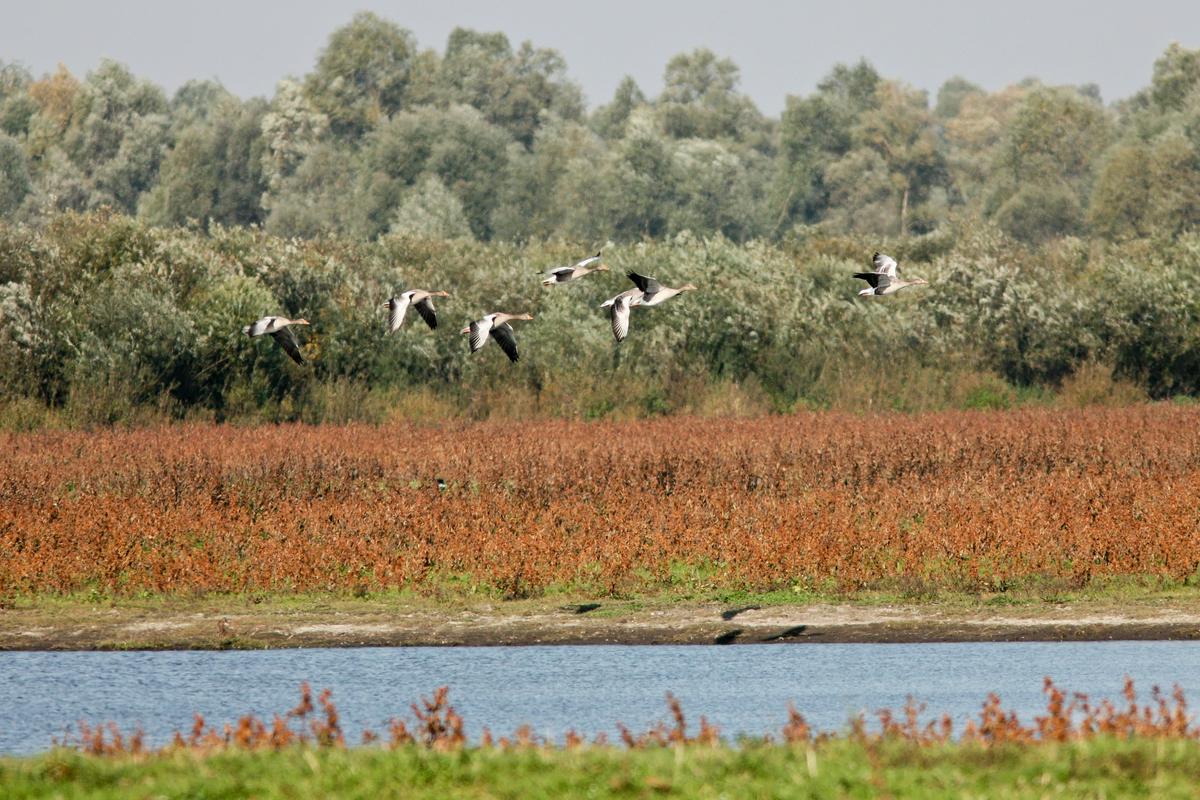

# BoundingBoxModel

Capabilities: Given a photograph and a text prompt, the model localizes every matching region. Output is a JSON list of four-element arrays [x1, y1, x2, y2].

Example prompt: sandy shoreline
[[5, 600, 1200, 650]]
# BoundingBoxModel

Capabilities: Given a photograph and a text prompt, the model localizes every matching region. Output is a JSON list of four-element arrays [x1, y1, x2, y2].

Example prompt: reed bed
[[3, 405, 1200, 597]]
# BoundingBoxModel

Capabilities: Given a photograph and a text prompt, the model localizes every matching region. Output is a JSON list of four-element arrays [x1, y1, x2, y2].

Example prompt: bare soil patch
[[5, 599, 1200, 650]]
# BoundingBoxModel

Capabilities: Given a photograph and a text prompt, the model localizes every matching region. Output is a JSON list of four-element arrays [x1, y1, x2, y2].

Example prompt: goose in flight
[[243, 316, 310, 365], [854, 252, 927, 296], [600, 288, 644, 343], [624, 271, 697, 307], [541, 252, 608, 286], [384, 290, 449, 333], [460, 312, 534, 363]]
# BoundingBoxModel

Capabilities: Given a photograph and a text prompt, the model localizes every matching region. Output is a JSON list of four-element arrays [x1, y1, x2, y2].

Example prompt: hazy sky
[[2, 0, 1199, 114]]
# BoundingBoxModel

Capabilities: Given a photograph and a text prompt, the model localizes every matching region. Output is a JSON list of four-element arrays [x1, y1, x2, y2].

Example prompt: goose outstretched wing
[[271, 326, 305, 364], [468, 318, 493, 353], [610, 296, 633, 342], [386, 296, 411, 333], [872, 252, 899, 277], [414, 297, 438, 329], [491, 322, 520, 362]]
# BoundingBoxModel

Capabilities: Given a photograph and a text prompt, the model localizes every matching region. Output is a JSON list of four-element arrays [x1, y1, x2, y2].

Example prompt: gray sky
[[2, 0, 1199, 114]]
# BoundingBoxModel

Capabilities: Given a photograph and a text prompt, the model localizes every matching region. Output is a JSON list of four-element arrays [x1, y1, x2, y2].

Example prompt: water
[[2, 641, 1200, 755]]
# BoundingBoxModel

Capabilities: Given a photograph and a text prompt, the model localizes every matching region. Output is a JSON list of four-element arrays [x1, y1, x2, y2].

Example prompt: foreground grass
[[4, 739, 1198, 799], [13, 569, 1200, 613]]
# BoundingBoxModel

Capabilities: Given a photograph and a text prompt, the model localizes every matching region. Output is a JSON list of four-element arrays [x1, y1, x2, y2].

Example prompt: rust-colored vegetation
[[60, 677, 1200, 757], [3, 406, 1200, 598]]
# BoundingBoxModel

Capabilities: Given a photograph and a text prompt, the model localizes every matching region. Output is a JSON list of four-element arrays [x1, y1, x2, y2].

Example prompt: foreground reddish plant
[[56, 676, 1200, 758]]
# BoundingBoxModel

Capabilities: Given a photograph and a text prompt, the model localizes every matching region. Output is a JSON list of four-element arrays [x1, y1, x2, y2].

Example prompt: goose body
[[460, 312, 534, 362], [855, 252, 927, 296], [384, 290, 449, 333], [625, 271, 697, 307], [242, 316, 310, 364], [541, 252, 608, 286]]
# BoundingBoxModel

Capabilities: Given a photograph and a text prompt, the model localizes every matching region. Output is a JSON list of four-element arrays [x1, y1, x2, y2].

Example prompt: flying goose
[[624, 271, 697, 307], [854, 252, 927, 296], [541, 252, 608, 286], [383, 290, 449, 333], [243, 316, 310, 365], [460, 312, 534, 363], [600, 288, 644, 343]]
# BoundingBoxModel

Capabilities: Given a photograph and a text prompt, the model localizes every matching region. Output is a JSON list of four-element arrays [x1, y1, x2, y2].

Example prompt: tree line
[[1, 13, 1198, 245]]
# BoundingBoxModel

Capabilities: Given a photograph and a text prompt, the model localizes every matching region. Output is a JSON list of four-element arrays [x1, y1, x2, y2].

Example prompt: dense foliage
[[2, 21, 1200, 423], [1, 16, 1199, 245], [3, 209, 1200, 424], [4, 407, 1200, 598]]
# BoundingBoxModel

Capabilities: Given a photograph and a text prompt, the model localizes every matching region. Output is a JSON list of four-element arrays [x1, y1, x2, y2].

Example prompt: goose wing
[[243, 316, 275, 337], [491, 322, 520, 363], [610, 295, 633, 342], [468, 318, 493, 353], [549, 267, 576, 283], [854, 272, 890, 291], [626, 271, 662, 295], [271, 326, 305, 364], [386, 295, 412, 333], [872, 252, 899, 277], [413, 297, 438, 329], [572, 252, 602, 269]]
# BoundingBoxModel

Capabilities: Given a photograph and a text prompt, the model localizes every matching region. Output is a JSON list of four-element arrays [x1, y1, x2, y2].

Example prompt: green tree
[[0, 133, 31, 213], [657, 49, 768, 147], [986, 86, 1111, 241], [934, 76, 983, 119], [51, 60, 170, 213], [140, 99, 268, 228], [773, 60, 881, 231], [0, 61, 34, 137], [843, 81, 946, 234], [1150, 42, 1200, 112], [437, 28, 583, 148], [591, 76, 646, 140], [263, 142, 360, 238], [390, 174, 474, 239], [305, 12, 416, 140], [358, 105, 510, 239], [491, 116, 604, 241]]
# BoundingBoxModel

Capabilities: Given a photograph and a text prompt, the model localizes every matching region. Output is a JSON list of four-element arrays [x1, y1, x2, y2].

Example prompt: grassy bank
[[5, 739, 1199, 798]]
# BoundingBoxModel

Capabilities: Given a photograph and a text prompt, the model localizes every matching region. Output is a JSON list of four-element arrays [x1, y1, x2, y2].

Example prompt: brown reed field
[[3, 404, 1200, 600]]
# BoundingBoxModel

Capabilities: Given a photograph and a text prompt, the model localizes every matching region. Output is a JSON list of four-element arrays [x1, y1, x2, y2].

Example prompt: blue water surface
[[2, 641, 1199, 754]]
